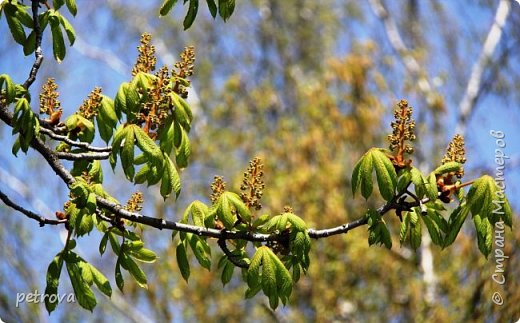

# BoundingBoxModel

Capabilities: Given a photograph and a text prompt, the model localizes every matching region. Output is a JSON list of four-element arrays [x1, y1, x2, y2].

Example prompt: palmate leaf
[[49, 14, 66, 62], [443, 203, 470, 248], [352, 148, 396, 201], [176, 241, 190, 281], [45, 254, 64, 313], [160, 154, 181, 199], [474, 214, 493, 257], [0, 74, 16, 104], [466, 175, 510, 226], [134, 125, 163, 168]]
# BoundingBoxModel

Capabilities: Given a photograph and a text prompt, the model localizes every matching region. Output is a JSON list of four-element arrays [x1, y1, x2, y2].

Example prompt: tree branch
[[23, 0, 44, 90], [0, 189, 66, 226], [39, 127, 112, 152], [455, 0, 511, 135], [55, 150, 111, 160]]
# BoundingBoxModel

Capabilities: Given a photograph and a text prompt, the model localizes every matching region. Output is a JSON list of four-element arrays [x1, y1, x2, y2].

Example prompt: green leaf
[[423, 209, 442, 246], [12, 4, 33, 27], [130, 248, 158, 263], [410, 167, 426, 198], [183, 0, 199, 30], [206, 0, 217, 17], [176, 242, 190, 281], [57, 13, 75, 45], [134, 126, 163, 168], [121, 125, 136, 180], [49, 15, 66, 62], [247, 247, 264, 288], [99, 233, 109, 256], [160, 0, 178, 16], [261, 250, 277, 303], [218, 0, 235, 21], [0, 74, 16, 103], [225, 191, 252, 223], [434, 162, 462, 176], [372, 149, 397, 201], [66, 261, 97, 311], [65, 0, 78, 16], [44, 254, 64, 314], [160, 155, 181, 199], [88, 264, 112, 297], [175, 125, 191, 168], [122, 254, 148, 288], [351, 150, 373, 199], [399, 212, 411, 246], [217, 193, 237, 229], [221, 261, 234, 285], [115, 261, 124, 291], [443, 204, 470, 248], [190, 200, 208, 227], [474, 214, 493, 257], [53, 0, 65, 9], [188, 234, 211, 270], [5, 9, 26, 45], [425, 172, 438, 201], [410, 209, 421, 249]]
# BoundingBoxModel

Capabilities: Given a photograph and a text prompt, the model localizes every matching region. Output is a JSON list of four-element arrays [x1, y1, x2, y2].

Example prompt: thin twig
[[23, 0, 44, 89], [0, 189, 66, 226], [217, 238, 249, 268], [39, 127, 112, 152]]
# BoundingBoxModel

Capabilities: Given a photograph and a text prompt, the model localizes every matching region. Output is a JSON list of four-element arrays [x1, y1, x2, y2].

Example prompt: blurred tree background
[[1, 0, 519, 322]]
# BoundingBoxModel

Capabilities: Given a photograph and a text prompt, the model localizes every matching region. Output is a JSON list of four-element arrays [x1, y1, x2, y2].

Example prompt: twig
[[23, 0, 44, 90], [0, 189, 66, 226], [39, 127, 112, 152], [55, 150, 111, 160], [217, 238, 249, 268], [455, 0, 511, 135]]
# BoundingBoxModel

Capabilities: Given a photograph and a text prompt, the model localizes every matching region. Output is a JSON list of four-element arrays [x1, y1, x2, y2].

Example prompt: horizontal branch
[[55, 150, 111, 160], [0, 189, 66, 226], [39, 127, 112, 152]]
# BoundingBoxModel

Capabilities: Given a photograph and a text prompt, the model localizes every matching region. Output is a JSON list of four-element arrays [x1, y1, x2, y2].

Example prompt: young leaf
[[99, 232, 109, 256], [160, 155, 181, 199], [57, 13, 75, 45], [49, 15, 66, 62], [218, 0, 235, 21], [434, 162, 462, 176], [410, 209, 421, 249], [206, 0, 217, 17], [422, 210, 442, 246], [425, 172, 438, 201], [130, 248, 158, 263], [399, 212, 411, 246], [134, 126, 163, 168], [66, 261, 97, 311], [88, 264, 112, 297], [351, 150, 373, 200], [221, 261, 234, 285], [5, 9, 26, 45], [443, 204, 470, 248], [65, 0, 78, 16], [225, 191, 252, 223], [121, 125, 136, 180], [44, 254, 64, 313], [160, 0, 178, 16], [122, 254, 148, 288], [372, 149, 397, 201], [176, 242, 190, 281], [115, 261, 124, 291], [217, 193, 236, 229], [183, 0, 199, 30], [474, 214, 493, 257], [188, 234, 211, 270]]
